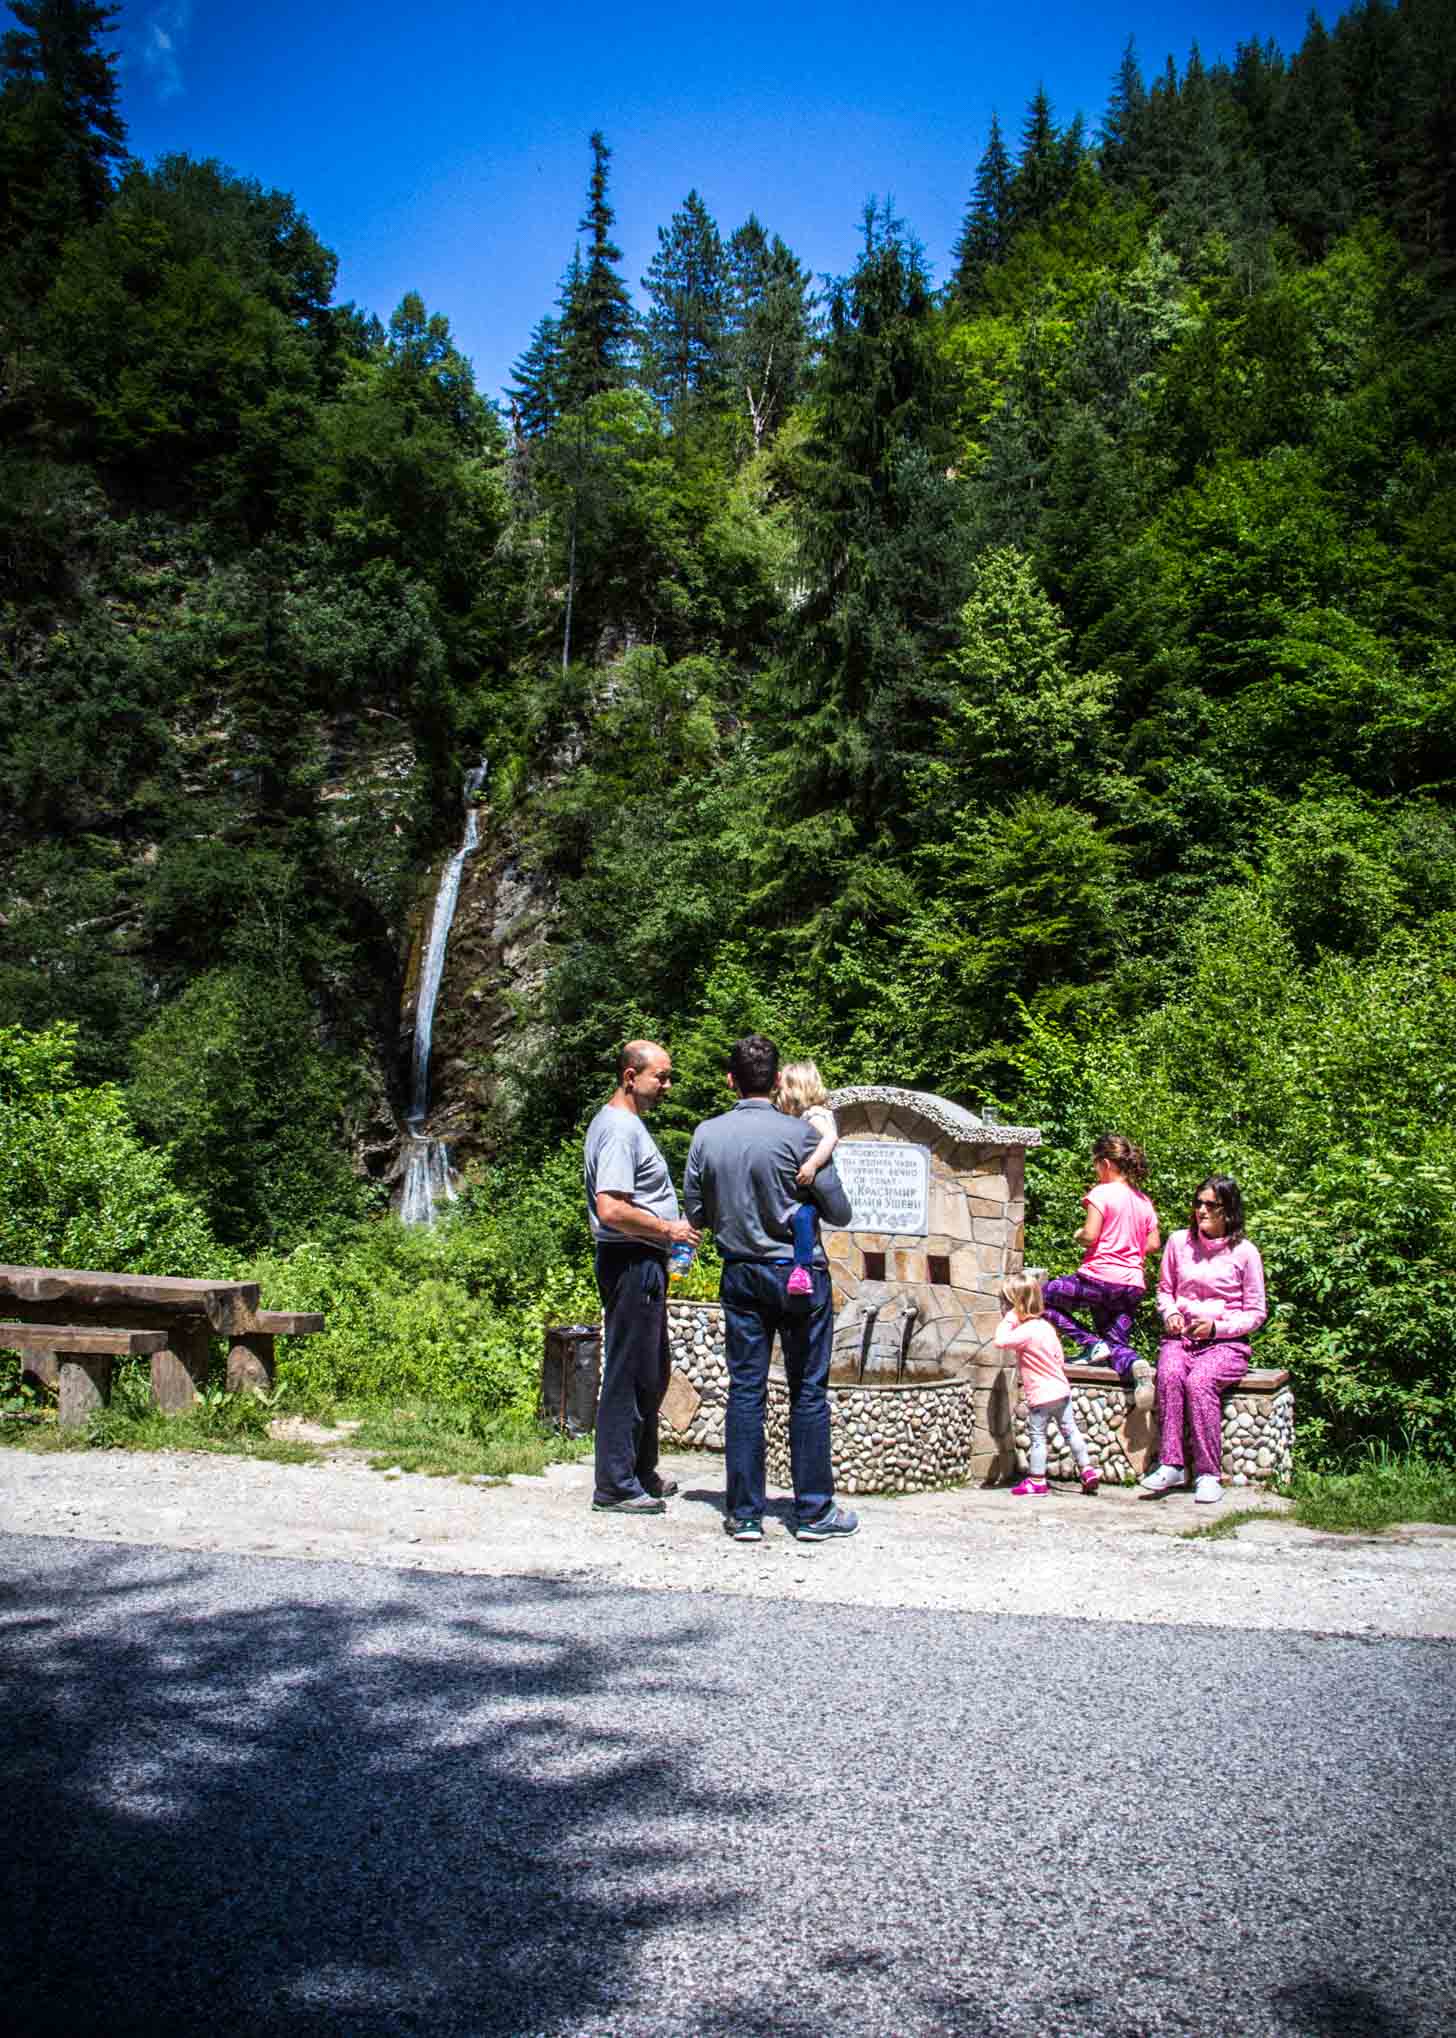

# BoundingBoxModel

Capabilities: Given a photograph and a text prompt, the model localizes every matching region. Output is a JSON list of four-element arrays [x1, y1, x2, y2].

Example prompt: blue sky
[[102, 0, 1320, 404]]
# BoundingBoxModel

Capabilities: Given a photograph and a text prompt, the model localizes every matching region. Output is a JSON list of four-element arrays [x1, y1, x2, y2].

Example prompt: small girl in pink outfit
[[995, 1272, 1100, 1496], [1042, 1134, 1161, 1409]]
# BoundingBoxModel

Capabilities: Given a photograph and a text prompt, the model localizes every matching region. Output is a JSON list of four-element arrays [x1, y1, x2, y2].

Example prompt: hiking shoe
[[592, 1492, 666, 1514], [1080, 1463, 1101, 1495], [794, 1504, 859, 1541], [644, 1474, 679, 1499], [1139, 1463, 1188, 1496], [1131, 1359, 1156, 1412], [1010, 1477, 1049, 1497], [1194, 1475, 1224, 1505], [1087, 1340, 1112, 1364], [724, 1516, 763, 1542], [786, 1265, 813, 1297]]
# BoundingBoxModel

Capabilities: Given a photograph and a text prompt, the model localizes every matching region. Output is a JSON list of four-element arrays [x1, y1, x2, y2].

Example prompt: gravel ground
[[1, 1440, 1454, 1637], [0, 1531, 1451, 2038]]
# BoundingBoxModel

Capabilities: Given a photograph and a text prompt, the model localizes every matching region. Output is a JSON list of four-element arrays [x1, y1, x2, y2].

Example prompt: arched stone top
[[828, 1084, 1041, 1150]]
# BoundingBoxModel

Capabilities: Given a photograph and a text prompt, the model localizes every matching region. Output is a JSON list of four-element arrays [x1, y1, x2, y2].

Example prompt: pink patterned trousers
[[1154, 1338, 1250, 1478]]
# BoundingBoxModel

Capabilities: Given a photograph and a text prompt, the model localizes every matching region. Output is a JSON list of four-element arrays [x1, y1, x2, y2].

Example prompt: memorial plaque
[[828, 1140, 930, 1236]]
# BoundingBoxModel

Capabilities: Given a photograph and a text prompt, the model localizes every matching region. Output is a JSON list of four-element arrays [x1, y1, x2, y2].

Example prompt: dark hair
[[1192, 1175, 1245, 1246], [729, 1033, 779, 1097], [1093, 1132, 1148, 1185]]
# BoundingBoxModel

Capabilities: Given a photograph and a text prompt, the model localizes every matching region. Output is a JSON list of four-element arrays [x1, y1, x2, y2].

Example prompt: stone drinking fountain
[[659, 1086, 1041, 1491]]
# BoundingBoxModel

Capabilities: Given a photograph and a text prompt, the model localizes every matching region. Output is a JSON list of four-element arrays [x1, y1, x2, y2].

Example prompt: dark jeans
[[593, 1243, 670, 1504], [1042, 1271, 1146, 1378], [720, 1258, 834, 1527], [790, 1200, 816, 1271]]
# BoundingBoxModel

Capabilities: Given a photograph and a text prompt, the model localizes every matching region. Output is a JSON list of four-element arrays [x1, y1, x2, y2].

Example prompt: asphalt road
[[1, 1535, 1451, 2038]]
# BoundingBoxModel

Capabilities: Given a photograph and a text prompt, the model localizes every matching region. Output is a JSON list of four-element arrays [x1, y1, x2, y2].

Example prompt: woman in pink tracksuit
[[1141, 1175, 1267, 1507]]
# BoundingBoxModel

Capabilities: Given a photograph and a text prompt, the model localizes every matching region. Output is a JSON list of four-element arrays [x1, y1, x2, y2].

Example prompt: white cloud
[[141, 1, 192, 102]]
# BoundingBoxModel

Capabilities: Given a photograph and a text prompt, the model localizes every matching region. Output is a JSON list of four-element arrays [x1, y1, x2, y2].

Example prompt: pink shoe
[[786, 1265, 812, 1296], [1081, 1463, 1101, 1494], [1010, 1477, 1049, 1496]]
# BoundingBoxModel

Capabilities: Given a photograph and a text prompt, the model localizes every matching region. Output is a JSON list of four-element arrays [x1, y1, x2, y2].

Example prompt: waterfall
[[398, 761, 487, 1226]]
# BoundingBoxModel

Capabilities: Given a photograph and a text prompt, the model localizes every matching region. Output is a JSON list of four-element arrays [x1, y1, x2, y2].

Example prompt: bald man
[[583, 1040, 700, 1513]]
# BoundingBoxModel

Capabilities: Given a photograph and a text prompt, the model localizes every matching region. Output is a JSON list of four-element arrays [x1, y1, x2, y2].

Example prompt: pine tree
[[1101, 40, 1148, 186], [724, 214, 814, 451], [0, 0, 126, 296], [950, 112, 1014, 302], [557, 130, 634, 403], [1011, 86, 1066, 231], [507, 313, 563, 438], [641, 188, 725, 423]]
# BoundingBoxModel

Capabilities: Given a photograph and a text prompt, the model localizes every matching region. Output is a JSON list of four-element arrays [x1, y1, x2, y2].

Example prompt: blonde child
[[995, 1272, 1100, 1496], [777, 1061, 838, 1300], [1043, 1133, 1161, 1410]]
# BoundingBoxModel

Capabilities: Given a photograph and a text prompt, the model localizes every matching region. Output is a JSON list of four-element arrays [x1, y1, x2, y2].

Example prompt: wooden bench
[[1, 1323, 168, 1429], [0, 1266, 326, 1417]]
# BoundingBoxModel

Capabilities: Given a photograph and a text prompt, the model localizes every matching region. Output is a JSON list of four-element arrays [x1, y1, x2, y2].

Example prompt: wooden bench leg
[[225, 1332, 276, 1397], [58, 1354, 112, 1430], [151, 1323, 211, 1414], [19, 1350, 60, 1395]]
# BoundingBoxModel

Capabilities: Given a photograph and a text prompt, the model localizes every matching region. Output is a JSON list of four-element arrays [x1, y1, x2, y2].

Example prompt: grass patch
[[0, 1370, 317, 1465], [1178, 1507, 1272, 1542], [1292, 1447, 1456, 1535], [349, 1402, 591, 1482]]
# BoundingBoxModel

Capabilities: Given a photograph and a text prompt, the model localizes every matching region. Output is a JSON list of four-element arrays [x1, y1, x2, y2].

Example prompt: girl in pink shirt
[[1043, 1134, 1161, 1408], [1141, 1174, 1267, 1507], [995, 1272, 1100, 1497]]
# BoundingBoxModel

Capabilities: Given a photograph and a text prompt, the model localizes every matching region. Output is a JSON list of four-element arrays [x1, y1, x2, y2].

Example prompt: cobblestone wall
[[766, 1375, 977, 1494], [1011, 1369, 1295, 1487]]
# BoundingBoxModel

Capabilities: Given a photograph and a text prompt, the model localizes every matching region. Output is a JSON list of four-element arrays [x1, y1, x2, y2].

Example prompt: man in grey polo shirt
[[584, 1040, 700, 1514], [683, 1033, 856, 1543]]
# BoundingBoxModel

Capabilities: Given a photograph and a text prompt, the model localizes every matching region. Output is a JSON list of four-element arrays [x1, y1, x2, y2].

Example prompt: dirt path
[[4, 1435, 1454, 1638]]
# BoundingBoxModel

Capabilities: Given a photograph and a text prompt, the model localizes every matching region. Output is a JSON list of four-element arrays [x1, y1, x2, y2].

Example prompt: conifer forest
[[3, 0, 1455, 1460]]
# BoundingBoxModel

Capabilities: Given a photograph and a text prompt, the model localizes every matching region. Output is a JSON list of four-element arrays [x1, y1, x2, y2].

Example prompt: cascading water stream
[[398, 762, 487, 1225]]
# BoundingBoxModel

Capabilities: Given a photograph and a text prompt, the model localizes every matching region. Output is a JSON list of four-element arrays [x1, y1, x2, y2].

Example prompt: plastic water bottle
[[668, 1239, 695, 1283]]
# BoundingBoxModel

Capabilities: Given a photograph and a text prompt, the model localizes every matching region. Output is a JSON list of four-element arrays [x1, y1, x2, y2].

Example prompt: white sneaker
[[1140, 1463, 1187, 1496], [1087, 1340, 1112, 1363], [1131, 1359, 1156, 1412], [1194, 1475, 1223, 1505]]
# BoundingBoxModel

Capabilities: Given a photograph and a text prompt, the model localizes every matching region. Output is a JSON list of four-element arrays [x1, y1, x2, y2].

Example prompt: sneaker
[[1010, 1477, 1049, 1496], [786, 1265, 813, 1297], [794, 1504, 859, 1541], [724, 1516, 763, 1542], [1131, 1359, 1156, 1412], [592, 1492, 666, 1514], [1087, 1340, 1112, 1363], [1194, 1475, 1223, 1505], [1080, 1463, 1101, 1495], [1139, 1463, 1188, 1496], [644, 1473, 679, 1499]]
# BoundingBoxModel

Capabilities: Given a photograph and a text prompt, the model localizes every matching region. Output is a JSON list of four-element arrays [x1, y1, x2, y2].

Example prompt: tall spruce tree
[[641, 188, 726, 424], [950, 112, 1014, 302], [558, 130, 634, 403], [0, 0, 126, 297]]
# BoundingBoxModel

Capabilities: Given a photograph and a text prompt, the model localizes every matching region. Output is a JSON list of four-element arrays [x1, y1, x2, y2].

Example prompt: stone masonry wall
[[766, 1376, 977, 1495], [1011, 1367, 1295, 1487]]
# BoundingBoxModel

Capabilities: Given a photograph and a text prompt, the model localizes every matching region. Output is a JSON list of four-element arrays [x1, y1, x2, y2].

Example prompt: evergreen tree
[[1270, 17, 1367, 257], [0, 0, 126, 297], [950, 112, 1014, 301], [558, 130, 634, 403], [1011, 86, 1069, 231], [1101, 40, 1148, 186], [641, 188, 726, 423], [506, 312, 563, 439], [723, 214, 814, 451]]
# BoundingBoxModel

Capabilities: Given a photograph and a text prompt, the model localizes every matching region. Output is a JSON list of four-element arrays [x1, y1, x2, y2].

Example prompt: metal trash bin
[[540, 1324, 601, 1436]]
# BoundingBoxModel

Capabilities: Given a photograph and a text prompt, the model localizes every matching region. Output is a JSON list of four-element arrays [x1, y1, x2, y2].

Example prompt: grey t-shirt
[[583, 1104, 680, 1245]]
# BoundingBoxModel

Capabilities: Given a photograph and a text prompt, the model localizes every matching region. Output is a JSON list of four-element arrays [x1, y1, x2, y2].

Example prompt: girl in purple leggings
[[1042, 1134, 1161, 1408], [1141, 1175, 1267, 1507]]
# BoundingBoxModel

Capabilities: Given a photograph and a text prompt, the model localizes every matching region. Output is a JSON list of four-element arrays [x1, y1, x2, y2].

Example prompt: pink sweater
[[1156, 1229, 1267, 1341], [994, 1310, 1071, 1407]]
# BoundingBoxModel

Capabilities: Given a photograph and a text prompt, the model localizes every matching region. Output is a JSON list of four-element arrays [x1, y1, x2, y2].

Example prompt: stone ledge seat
[[1, 1322, 168, 1429], [1065, 1362, 1291, 1393], [1027, 1363, 1295, 1487]]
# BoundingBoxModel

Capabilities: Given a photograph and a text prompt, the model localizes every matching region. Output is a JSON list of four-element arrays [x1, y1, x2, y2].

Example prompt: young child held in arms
[[996, 1273, 1100, 1496], [776, 1061, 838, 1299], [1042, 1133, 1161, 1410]]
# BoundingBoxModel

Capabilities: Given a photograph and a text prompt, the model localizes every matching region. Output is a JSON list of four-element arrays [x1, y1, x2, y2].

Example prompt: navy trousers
[[593, 1243, 670, 1504], [720, 1259, 834, 1527]]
